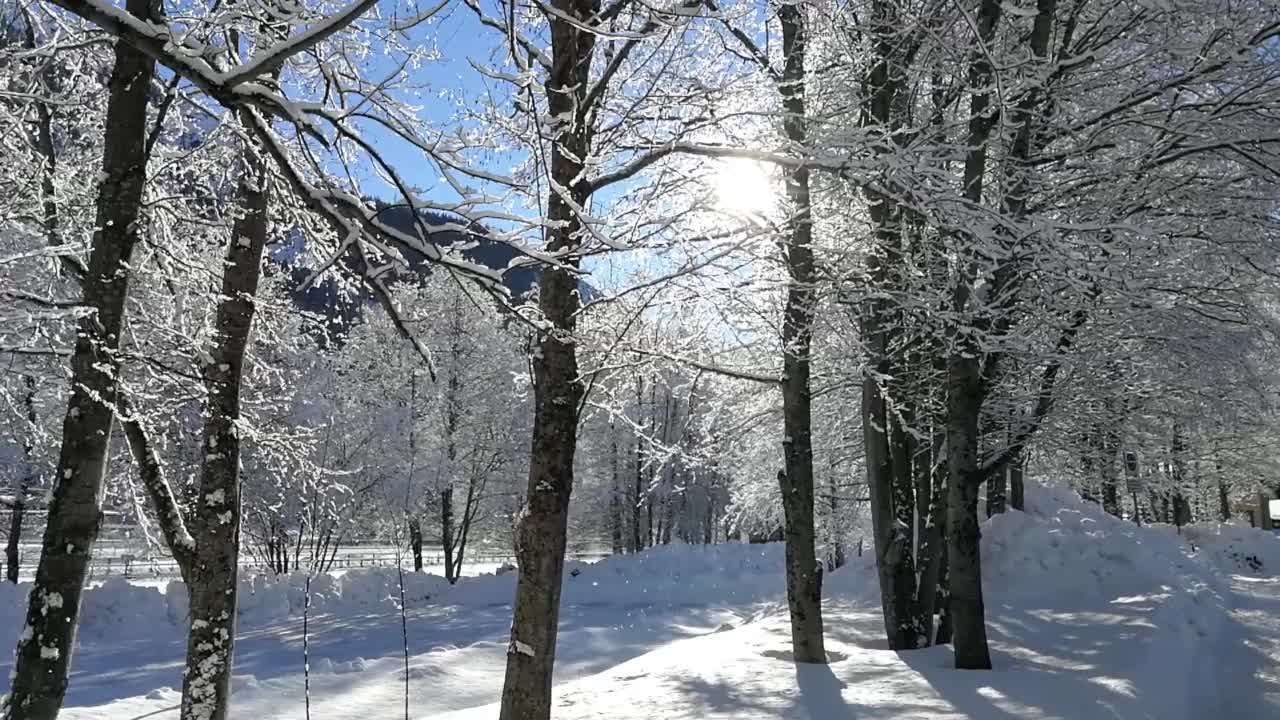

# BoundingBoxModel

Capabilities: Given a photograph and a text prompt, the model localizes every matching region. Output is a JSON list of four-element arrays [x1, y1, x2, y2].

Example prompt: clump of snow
[[144, 687, 177, 701], [79, 578, 173, 641], [332, 657, 367, 674]]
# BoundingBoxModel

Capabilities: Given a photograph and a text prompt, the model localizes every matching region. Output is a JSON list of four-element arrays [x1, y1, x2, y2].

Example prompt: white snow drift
[[1, 483, 1276, 720]]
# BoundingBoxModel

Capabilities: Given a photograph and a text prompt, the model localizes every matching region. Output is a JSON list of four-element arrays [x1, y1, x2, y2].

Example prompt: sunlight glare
[[713, 158, 778, 222]]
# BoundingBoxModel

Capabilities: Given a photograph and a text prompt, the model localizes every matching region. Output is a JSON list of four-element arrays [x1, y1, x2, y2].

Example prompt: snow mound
[[1182, 523, 1280, 575], [983, 483, 1224, 604], [559, 543, 785, 608], [79, 578, 172, 641], [981, 482, 1235, 720], [0, 540, 787, 654]]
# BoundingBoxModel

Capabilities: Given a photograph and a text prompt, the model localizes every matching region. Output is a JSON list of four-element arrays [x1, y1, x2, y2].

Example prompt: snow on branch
[[44, 0, 513, 295], [219, 0, 384, 87]]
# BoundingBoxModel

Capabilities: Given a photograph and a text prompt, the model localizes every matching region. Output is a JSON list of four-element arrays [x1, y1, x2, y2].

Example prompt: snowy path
[[436, 583, 1280, 720], [1212, 575, 1280, 718], [26, 576, 1280, 720], [56, 601, 771, 720]]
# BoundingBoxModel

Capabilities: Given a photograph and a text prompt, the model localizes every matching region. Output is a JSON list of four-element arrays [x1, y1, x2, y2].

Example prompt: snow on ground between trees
[[3, 484, 1278, 719]]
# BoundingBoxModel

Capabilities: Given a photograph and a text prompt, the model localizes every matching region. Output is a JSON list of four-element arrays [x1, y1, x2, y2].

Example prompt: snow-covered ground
[[2, 485, 1278, 719]]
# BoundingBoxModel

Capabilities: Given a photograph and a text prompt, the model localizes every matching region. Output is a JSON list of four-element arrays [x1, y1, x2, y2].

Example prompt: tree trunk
[[988, 466, 1007, 517], [913, 446, 946, 644], [5, 3, 155, 714], [453, 479, 479, 581], [631, 378, 644, 554], [498, 250, 585, 720], [861, 0, 941, 653], [6, 377, 38, 584], [442, 306, 462, 583], [863, 369, 918, 649], [179, 121, 271, 720], [934, 508, 952, 645], [610, 420, 623, 554], [1122, 450, 1141, 524], [828, 473, 845, 570], [497, 1, 593, 715], [939, 0, 1007, 672], [409, 519, 423, 572], [1170, 426, 1191, 529], [646, 490, 654, 549], [5, 491, 26, 586], [441, 487, 456, 583], [1009, 451, 1025, 511], [1099, 427, 1121, 518], [946, 353, 993, 670], [774, 1, 826, 664]]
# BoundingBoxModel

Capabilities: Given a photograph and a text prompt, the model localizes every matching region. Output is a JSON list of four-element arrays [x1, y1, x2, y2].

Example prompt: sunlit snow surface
[[2, 485, 1278, 720]]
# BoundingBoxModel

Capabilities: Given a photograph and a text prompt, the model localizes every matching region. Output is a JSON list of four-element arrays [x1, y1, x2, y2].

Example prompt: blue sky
[[355, 0, 522, 209]]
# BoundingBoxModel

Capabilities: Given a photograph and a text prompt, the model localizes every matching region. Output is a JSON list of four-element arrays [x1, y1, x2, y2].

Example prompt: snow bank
[[982, 483, 1236, 720], [1182, 523, 1280, 575], [983, 483, 1224, 602], [560, 543, 785, 608], [983, 482, 1229, 650], [80, 578, 173, 641], [0, 541, 786, 652]]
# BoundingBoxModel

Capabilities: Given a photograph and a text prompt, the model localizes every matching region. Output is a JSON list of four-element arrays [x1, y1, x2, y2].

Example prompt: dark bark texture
[[860, 0, 930, 653], [1009, 451, 1026, 511], [4, 3, 155, 715], [497, 1, 593, 716], [945, 353, 993, 670], [610, 421, 624, 554], [775, 1, 826, 664], [6, 377, 38, 585], [179, 131, 270, 720], [409, 519, 424, 572]]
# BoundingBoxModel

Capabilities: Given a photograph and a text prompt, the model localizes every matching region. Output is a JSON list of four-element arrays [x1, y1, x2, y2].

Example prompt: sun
[[713, 158, 778, 223]]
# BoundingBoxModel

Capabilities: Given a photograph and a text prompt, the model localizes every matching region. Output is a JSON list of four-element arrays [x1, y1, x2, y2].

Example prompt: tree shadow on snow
[[794, 662, 858, 720], [897, 591, 1280, 720], [670, 676, 780, 716]]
